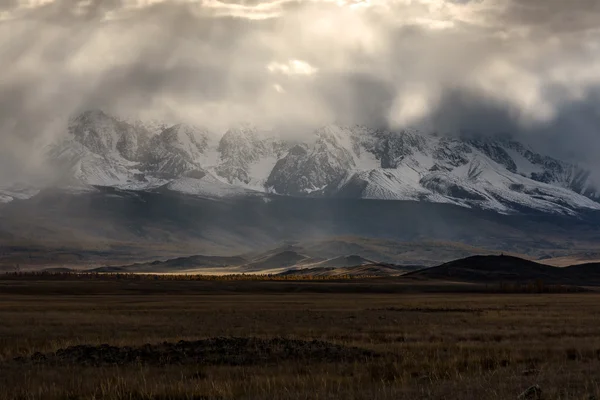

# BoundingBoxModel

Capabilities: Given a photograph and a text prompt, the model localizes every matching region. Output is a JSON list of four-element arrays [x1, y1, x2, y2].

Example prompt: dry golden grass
[[1, 279, 600, 399]]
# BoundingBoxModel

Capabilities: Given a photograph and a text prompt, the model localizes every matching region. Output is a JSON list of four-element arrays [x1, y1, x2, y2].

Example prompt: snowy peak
[[69, 110, 149, 162], [466, 135, 599, 200], [467, 138, 518, 173], [314, 125, 358, 166], [140, 124, 212, 179], [161, 124, 209, 154], [266, 126, 358, 195], [39, 110, 600, 216], [218, 125, 267, 166], [215, 125, 283, 186], [367, 129, 429, 169]]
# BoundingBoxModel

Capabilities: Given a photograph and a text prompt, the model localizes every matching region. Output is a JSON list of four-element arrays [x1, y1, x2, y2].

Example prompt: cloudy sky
[[0, 0, 599, 180]]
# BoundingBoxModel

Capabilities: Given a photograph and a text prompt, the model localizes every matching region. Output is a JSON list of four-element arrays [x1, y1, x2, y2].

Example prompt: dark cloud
[[314, 72, 395, 128], [424, 89, 522, 136], [501, 0, 600, 34]]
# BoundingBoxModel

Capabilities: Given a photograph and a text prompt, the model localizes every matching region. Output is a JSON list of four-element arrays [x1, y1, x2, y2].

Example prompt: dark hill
[[565, 262, 600, 273], [405, 255, 600, 285], [563, 262, 600, 283]]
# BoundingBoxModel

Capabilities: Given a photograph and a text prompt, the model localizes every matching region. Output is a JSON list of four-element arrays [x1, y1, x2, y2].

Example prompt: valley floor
[[1, 279, 600, 399]]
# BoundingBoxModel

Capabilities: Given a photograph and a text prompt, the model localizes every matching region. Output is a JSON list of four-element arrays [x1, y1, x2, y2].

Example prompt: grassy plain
[[0, 278, 599, 399]]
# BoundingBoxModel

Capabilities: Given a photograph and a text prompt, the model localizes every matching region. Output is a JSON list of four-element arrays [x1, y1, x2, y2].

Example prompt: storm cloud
[[0, 0, 599, 181]]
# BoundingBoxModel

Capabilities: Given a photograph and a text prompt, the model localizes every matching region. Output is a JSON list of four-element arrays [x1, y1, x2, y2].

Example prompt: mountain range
[[86, 249, 413, 276], [2, 110, 600, 268], [5, 109, 595, 216]]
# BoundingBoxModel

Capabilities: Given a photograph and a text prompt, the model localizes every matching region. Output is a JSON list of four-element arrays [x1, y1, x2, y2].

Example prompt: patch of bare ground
[[1, 279, 600, 399], [17, 338, 377, 366]]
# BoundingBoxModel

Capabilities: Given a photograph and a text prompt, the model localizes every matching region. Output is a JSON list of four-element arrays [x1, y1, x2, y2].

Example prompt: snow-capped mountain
[[141, 124, 210, 179], [46, 110, 161, 189], [215, 124, 288, 189], [33, 110, 600, 215], [266, 126, 361, 195]]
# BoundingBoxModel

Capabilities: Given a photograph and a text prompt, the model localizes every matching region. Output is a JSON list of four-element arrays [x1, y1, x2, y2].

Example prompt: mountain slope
[[4, 188, 600, 258], [141, 124, 209, 179]]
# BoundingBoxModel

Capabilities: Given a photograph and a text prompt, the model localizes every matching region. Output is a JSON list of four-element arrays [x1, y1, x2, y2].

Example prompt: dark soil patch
[[16, 337, 378, 367]]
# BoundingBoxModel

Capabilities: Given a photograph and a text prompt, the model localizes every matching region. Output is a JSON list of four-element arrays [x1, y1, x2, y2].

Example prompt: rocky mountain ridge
[[6, 109, 599, 215]]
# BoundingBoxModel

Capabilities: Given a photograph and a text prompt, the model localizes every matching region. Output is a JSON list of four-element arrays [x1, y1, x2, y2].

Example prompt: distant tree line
[[0, 271, 369, 281]]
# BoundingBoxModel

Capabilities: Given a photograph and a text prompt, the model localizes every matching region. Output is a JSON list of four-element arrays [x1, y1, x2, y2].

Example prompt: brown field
[[1, 278, 600, 399]]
